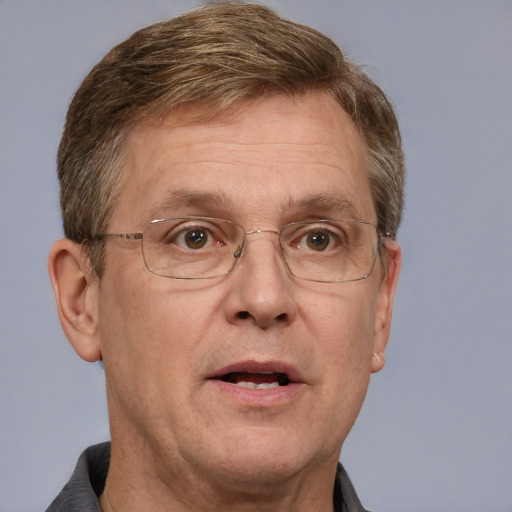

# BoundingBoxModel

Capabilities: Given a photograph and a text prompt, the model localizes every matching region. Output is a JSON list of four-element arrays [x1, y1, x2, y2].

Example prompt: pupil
[[185, 229, 207, 249], [307, 232, 328, 251]]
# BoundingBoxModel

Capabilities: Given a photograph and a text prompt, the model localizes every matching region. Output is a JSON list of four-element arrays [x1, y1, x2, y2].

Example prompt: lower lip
[[207, 380, 304, 406]]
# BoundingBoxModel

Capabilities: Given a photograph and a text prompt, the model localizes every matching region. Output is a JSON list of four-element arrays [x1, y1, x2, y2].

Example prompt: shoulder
[[46, 442, 111, 512], [333, 462, 372, 512]]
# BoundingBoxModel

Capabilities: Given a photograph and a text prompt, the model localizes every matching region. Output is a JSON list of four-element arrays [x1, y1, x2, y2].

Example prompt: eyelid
[[152, 217, 241, 247], [167, 219, 219, 236], [282, 220, 349, 235], [283, 223, 345, 250]]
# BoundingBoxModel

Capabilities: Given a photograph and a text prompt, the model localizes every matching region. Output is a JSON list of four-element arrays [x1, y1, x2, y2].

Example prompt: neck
[[102, 439, 338, 512], [99, 490, 115, 512]]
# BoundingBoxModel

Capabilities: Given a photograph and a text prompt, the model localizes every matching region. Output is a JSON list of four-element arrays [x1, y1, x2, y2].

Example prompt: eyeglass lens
[[141, 217, 378, 282]]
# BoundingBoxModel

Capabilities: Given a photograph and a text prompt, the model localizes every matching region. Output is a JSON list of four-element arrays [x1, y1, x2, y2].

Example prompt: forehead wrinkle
[[181, 141, 346, 164], [162, 125, 349, 155]]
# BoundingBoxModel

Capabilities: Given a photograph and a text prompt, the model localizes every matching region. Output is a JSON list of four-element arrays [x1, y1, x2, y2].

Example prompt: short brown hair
[[58, 1, 405, 276]]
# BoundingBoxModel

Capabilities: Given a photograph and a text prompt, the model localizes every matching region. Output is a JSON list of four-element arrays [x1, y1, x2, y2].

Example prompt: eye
[[285, 222, 347, 254], [181, 228, 209, 249], [304, 231, 331, 251], [147, 218, 244, 260], [157, 219, 238, 251], [172, 225, 220, 250]]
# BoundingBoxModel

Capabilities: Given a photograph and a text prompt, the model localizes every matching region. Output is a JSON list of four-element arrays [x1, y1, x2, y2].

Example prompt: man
[[47, 2, 404, 511]]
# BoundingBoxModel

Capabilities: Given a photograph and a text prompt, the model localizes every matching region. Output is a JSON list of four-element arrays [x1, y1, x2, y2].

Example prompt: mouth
[[218, 371, 290, 389], [207, 361, 301, 391]]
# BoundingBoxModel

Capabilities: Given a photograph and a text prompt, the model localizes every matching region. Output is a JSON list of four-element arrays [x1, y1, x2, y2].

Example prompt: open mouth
[[219, 372, 290, 389]]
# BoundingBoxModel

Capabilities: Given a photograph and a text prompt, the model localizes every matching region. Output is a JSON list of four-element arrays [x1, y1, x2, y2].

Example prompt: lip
[[206, 360, 305, 384], [205, 360, 306, 406]]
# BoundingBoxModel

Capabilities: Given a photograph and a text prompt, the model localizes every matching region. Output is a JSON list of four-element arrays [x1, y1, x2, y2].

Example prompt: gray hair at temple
[[57, 1, 405, 276]]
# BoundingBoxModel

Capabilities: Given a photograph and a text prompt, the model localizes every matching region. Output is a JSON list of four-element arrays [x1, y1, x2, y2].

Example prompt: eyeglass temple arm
[[97, 233, 143, 240]]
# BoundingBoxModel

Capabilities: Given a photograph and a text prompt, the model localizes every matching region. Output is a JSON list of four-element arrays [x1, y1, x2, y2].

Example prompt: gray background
[[1, 1, 511, 511]]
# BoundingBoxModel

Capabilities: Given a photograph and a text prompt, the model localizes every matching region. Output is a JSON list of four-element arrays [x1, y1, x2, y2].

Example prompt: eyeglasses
[[97, 216, 384, 283]]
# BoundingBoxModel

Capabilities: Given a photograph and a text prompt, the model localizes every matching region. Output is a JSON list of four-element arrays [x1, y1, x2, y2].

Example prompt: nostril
[[276, 313, 288, 322], [235, 311, 288, 322]]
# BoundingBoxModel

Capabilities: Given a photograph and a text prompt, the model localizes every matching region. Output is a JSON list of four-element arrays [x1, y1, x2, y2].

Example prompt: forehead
[[114, 94, 373, 228]]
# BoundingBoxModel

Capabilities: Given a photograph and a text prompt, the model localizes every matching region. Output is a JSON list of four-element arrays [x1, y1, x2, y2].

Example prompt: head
[[50, 2, 404, 507], [58, 1, 404, 277]]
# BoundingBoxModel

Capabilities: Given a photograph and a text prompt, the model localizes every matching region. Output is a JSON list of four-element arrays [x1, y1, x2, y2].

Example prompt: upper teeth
[[236, 381, 279, 389]]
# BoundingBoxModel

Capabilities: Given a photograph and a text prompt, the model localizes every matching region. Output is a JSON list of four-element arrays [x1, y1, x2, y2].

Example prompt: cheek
[[96, 277, 211, 434], [297, 288, 379, 445], [98, 274, 222, 385], [302, 287, 377, 366]]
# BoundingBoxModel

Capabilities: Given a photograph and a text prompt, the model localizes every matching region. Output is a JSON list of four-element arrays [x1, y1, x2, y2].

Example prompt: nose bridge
[[245, 228, 280, 239], [241, 228, 283, 264], [224, 225, 296, 329]]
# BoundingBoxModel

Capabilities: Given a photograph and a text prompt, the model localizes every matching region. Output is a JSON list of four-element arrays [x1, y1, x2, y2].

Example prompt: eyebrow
[[291, 194, 362, 220], [147, 190, 233, 220], [146, 189, 362, 222]]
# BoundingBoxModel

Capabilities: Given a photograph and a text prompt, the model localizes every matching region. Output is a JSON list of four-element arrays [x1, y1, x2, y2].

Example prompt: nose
[[223, 231, 297, 329]]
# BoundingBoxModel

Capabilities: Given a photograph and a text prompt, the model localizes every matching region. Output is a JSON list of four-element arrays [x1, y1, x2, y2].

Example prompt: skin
[[49, 93, 401, 512]]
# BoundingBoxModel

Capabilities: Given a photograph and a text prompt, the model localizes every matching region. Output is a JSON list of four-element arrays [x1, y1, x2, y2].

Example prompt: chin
[[201, 426, 325, 486]]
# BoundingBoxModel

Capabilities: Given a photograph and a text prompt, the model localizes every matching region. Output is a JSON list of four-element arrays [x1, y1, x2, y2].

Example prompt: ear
[[371, 240, 402, 373], [48, 238, 102, 362]]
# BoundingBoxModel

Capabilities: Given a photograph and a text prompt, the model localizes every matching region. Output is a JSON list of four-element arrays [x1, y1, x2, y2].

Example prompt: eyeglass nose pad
[[233, 244, 244, 259]]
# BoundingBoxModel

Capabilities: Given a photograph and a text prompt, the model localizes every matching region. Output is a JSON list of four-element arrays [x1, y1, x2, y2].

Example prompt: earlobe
[[48, 238, 102, 362], [371, 240, 402, 374], [371, 351, 386, 373]]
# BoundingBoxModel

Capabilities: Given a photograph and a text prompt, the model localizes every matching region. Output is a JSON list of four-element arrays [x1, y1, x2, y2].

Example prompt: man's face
[[94, 94, 398, 488]]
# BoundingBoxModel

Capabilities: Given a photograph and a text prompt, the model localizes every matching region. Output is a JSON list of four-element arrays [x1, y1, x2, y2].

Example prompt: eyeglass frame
[[93, 216, 392, 283]]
